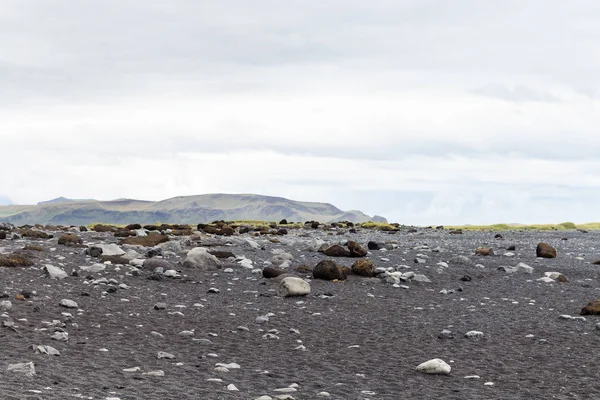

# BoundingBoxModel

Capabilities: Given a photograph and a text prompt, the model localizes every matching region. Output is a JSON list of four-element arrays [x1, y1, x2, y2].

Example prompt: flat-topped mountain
[[0, 194, 387, 226]]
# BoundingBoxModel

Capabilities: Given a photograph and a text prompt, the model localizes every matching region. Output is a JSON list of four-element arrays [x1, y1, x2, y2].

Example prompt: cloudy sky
[[1, 0, 600, 225]]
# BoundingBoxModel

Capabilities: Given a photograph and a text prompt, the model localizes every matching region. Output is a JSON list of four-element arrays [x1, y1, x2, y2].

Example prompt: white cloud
[[1, 0, 599, 224]]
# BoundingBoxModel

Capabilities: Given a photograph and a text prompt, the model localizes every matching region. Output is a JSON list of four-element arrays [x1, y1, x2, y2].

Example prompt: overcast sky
[[1, 0, 600, 225]]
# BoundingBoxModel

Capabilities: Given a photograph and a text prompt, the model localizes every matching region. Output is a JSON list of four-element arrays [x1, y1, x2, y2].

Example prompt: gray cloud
[[472, 84, 561, 103]]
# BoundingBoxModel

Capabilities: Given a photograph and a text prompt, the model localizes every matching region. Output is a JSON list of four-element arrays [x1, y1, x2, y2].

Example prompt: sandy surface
[[0, 227, 599, 399]]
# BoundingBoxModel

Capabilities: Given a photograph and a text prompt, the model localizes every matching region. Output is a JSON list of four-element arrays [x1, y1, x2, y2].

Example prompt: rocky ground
[[0, 222, 599, 400]]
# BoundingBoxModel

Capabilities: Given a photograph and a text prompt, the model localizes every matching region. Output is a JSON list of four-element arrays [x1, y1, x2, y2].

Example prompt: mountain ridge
[[0, 193, 387, 225]]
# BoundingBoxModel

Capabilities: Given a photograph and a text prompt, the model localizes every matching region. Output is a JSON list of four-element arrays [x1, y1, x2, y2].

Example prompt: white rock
[[246, 239, 261, 250], [227, 384, 239, 391], [92, 244, 125, 256], [537, 277, 555, 283], [465, 330, 484, 338], [44, 264, 68, 280], [34, 345, 60, 356], [59, 299, 78, 309], [416, 358, 451, 375], [79, 264, 106, 273], [0, 300, 12, 311], [163, 270, 180, 278], [7, 362, 35, 377], [143, 370, 165, 376], [278, 277, 311, 297], [515, 262, 534, 274], [216, 362, 240, 369]]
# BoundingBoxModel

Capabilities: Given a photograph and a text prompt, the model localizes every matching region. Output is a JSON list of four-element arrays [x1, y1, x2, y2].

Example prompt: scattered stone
[[7, 362, 36, 377], [57, 233, 83, 246], [44, 264, 68, 280], [475, 247, 494, 256], [536, 242, 557, 258], [351, 259, 376, 277], [416, 359, 451, 375], [183, 247, 222, 271], [59, 299, 78, 309], [313, 260, 347, 281], [581, 300, 600, 315], [278, 277, 311, 297]]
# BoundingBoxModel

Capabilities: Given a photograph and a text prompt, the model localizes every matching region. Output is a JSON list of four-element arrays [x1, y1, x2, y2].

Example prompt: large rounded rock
[[536, 242, 556, 258], [367, 241, 382, 250], [183, 247, 222, 271], [321, 244, 351, 257], [416, 358, 451, 375], [475, 247, 494, 256], [347, 241, 367, 257], [278, 277, 311, 297], [57, 233, 83, 246], [581, 300, 600, 315], [351, 259, 376, 277], [313, 260, 347, 281]]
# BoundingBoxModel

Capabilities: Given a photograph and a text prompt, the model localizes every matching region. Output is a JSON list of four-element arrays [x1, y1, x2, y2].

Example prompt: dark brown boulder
[[321, 245, 351, 257], [277, 228, 288, 235], [23, 244, 44, 251], [125, 223, 142, 230], [171, 229, 193, 236], [121, 234, 169, 247], [0, 252, 34, 267], [202, 225, 219, 234], [313, 260, 347, 281], [79, 226, 88, 232], [239, 226, 251, 234], [475, 247, 494, 256], [220, 226, 235, 236], [91, 224, 117, 233], [0, 231, 6, 240], [114, 230, 135, 237], [22, 229, 52, 239], [347, 240, 367, 257], [351, 259, 376, 277], [263, 266, 285, 279], [57, 233, 83, 246], [536, 242, 557, 258], [295, 265, 313, 273], [581, 300, 600, 315], [311, 221, 320, 229]]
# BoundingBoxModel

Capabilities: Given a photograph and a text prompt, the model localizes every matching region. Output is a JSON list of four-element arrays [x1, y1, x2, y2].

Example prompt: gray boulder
[[183, 247, 222, 271]]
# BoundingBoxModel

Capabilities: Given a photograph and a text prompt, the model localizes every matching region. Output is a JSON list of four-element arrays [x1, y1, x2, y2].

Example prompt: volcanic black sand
[[0, 226, 599, 400]]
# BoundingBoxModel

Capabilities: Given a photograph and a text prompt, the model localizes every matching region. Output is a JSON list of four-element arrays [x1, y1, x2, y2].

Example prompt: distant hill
[[37, 197, 95, 205], [0, 193, 387, 226]]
